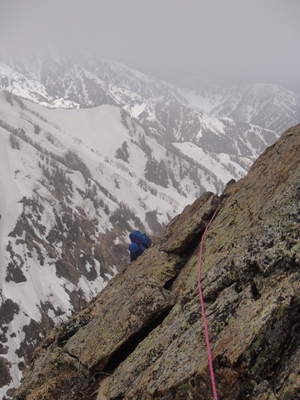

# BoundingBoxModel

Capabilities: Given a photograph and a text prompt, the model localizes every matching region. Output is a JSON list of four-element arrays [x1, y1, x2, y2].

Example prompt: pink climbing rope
[[197, 208, 219, 400]]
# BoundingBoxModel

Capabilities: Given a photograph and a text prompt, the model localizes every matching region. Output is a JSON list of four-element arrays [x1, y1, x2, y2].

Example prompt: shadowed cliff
[[13, 124, 300, 400]]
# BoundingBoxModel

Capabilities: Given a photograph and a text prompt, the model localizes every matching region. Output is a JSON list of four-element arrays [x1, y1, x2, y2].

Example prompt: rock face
[[13, 124, 300, 400]]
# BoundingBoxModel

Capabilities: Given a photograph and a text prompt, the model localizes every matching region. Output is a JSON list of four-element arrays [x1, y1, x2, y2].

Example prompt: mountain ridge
[[0, 50, 300, 397], [12, 123, 300, 400]]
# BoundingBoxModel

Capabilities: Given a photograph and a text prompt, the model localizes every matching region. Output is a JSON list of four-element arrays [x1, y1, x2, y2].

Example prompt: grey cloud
[[1, 0, 300, 93]]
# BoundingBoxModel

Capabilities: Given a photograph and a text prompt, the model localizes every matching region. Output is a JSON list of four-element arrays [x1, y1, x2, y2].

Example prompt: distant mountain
[[181, 81, 300, 132], [2, 49, 300, 165], [0, 49, 300, 398]]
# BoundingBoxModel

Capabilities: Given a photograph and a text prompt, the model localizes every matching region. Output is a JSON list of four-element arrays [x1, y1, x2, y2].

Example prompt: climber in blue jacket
[[129, 242, 145, 262]]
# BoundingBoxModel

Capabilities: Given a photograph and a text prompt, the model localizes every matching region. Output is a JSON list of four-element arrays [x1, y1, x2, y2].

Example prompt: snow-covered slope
[[0, 91, 240, 396], [0, 50, 300, 398]]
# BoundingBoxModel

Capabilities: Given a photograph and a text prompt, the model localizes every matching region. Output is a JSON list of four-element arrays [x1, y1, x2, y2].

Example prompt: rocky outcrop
[[13, 124, 300, 399]]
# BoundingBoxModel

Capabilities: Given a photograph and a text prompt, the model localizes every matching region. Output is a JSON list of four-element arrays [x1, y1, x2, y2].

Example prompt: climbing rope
[[198, 208, 219, 400]]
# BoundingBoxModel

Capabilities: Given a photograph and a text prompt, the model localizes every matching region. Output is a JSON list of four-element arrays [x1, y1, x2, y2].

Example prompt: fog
[[1, 0, 300, 92]]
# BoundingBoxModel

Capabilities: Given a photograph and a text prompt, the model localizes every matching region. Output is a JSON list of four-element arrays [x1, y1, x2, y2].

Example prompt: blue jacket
[[129, 242, 145, 262]]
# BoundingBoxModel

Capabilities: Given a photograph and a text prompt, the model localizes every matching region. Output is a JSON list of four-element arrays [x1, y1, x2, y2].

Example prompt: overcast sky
[[1, 0, 300, 92]]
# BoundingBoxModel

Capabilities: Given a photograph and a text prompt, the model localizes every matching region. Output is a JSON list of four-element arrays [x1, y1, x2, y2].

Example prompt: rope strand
[[198, 208, 219, 400]]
